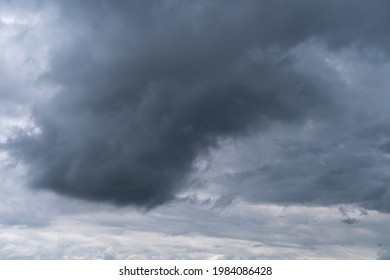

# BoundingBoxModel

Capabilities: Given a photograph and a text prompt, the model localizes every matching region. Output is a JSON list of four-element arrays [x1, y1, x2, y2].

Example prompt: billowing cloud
[[191, 41, 390, 213], [3, 0, 390, 211]]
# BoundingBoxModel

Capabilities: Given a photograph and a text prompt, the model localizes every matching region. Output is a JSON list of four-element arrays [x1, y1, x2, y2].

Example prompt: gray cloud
[[0, 199, 387, 259], [377, 250, 390, 260], [5, 0, 390, 208], [196, 43, 390, 213]]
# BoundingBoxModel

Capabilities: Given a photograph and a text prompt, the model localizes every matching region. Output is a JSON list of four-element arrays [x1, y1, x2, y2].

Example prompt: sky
[[0, 0, 390, 259]]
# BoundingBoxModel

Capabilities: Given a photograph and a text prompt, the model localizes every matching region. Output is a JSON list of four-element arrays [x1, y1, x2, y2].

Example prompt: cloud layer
[[4, 0, 390, 212]]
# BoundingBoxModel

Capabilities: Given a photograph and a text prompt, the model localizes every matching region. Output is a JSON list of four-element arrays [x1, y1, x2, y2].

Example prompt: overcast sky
[[1, 0, 390, 259]]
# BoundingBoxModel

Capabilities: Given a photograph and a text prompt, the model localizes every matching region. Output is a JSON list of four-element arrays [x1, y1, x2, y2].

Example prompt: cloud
[[3, 0, 390, 210], [192, 42, 390, 213], [0, 197, 388, 259], [0, 145, 389, 259], [377, 250, 390, 260], [4, 0, 322, 207]]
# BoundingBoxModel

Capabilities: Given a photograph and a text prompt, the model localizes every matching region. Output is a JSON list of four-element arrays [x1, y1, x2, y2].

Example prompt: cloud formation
[[5, 0, 390, 210]]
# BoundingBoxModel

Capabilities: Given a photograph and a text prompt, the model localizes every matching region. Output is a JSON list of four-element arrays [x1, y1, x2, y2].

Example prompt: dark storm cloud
[[6, 0, 390, 207]]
